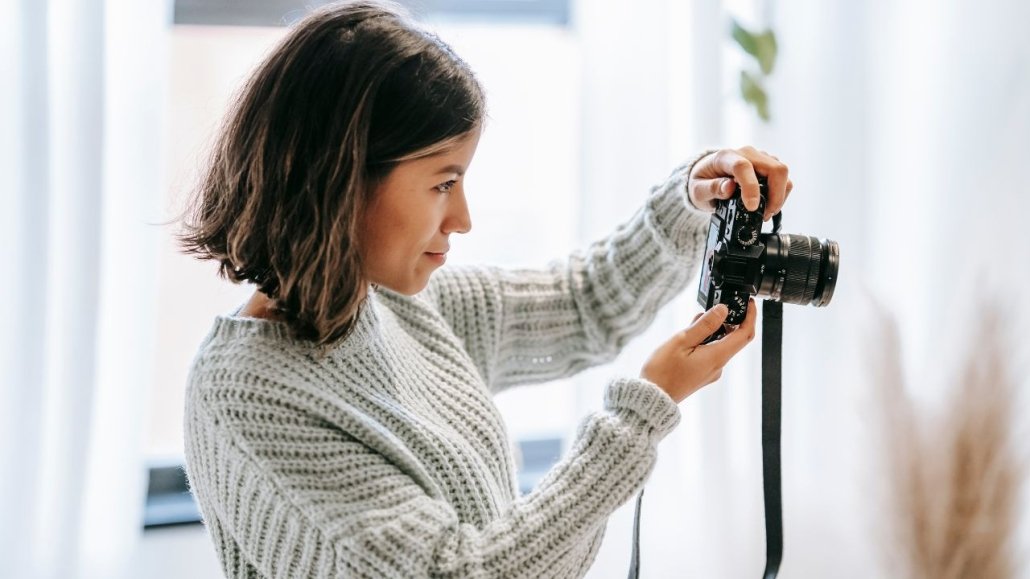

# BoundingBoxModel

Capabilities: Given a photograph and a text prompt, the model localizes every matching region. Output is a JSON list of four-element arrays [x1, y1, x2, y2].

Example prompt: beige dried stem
[[934, 306, 1021, 579], [873, 300, 1023, 578], [865, 299, 935, 577]]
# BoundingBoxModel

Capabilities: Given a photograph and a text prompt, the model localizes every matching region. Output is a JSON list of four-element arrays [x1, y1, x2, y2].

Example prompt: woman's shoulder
[[184, 312, 362, 426], [186, 314, 310, 392], [188, 297, 390, 381], [189, 306, 324, 379], [201, 297, 383, 354]]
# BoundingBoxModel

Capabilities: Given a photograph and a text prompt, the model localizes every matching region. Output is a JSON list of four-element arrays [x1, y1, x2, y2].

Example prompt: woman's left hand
[[687, 146, 793, 221]]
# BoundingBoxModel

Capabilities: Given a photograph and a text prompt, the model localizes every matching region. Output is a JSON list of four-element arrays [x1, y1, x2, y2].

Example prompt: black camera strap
[[761, 299, 783, 579], [628, 485, 644, 577], [627, 300, 784, 579]]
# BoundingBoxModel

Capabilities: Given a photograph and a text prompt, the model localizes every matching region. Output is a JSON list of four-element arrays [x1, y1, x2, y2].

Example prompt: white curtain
[[573, 0, 1030, 576], [0, 1, 170, 578], [3, 0, 1026, 576]]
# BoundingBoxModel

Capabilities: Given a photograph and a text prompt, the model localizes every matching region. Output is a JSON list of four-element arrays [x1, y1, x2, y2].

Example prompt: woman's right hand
[[641, 300, 757, 403]]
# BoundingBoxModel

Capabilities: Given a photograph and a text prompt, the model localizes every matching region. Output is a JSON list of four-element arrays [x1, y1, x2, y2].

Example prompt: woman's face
[[359, 129, 480, 295]]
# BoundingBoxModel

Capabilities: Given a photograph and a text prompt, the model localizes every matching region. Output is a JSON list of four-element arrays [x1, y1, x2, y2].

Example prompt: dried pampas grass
[[871, 302, 1024, 579]]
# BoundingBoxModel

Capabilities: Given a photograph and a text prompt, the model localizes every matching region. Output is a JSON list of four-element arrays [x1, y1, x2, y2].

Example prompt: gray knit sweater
[[183, 153, 713, 578]]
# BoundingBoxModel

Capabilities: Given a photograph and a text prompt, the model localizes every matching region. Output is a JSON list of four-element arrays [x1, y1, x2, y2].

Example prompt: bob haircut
[[179, 0, 486, 347]]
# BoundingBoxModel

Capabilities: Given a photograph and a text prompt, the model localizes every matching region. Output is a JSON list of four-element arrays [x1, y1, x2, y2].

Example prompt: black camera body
[[697, 176, 839, 325]]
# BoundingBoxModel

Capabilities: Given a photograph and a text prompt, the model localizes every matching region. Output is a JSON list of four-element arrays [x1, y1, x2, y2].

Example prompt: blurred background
[[3, 0, 1029, 577]]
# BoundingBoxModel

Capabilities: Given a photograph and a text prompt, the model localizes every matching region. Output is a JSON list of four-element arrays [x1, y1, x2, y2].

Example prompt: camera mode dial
[[736, 223, 759, 246], [733, 294, 746, 310]]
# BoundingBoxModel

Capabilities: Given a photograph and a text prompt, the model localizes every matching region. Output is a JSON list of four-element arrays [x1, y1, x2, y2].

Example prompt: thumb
[[693, 177, 736, 208], [719, 178, 737, 197], [680, 304, 729, 346]]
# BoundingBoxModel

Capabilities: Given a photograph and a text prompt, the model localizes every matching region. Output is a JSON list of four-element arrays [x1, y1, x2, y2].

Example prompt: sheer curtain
[[4, 0, 1026, 576], [767, 0, 1030, 574], [0, 1, 170, 578], [576, 0, 1030, 576]]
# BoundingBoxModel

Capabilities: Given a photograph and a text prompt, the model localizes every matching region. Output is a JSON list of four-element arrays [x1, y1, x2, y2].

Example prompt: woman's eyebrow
[[435, 164, 465, 176]]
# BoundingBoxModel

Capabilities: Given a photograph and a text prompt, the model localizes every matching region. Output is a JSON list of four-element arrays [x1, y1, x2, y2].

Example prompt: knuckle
[[731, 157, 753, 173], [713, 149, 732, 167], [709, 372, 722, 386]]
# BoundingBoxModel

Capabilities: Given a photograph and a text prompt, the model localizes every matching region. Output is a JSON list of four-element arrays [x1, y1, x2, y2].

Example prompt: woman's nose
[[444, 188, 472, 234]]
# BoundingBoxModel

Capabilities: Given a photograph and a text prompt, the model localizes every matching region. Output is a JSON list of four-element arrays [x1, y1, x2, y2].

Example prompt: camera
[[697, 176, 839, 325]]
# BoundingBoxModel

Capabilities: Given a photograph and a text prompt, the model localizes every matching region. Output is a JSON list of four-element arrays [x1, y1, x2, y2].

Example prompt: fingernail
[[715, 304, 728, 313]]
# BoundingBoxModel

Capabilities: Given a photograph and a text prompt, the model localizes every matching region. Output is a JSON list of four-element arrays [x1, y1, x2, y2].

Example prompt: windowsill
[[144, 459, 202, 529]]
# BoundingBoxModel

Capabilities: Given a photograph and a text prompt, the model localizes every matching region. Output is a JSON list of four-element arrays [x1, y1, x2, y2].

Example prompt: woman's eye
[[435, 180, 457, 194]]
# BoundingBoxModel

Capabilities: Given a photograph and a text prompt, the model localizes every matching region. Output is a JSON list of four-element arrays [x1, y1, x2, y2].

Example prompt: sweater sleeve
[[423, 151, 716, 392], [184, 375, 680, 579]]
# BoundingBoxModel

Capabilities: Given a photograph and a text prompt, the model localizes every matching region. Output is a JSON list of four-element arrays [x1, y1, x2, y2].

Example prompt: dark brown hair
[[178, 0, 485, 347]]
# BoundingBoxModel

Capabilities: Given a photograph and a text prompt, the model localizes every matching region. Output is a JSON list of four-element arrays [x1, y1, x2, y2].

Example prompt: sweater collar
[[213, 290, 383, 355]]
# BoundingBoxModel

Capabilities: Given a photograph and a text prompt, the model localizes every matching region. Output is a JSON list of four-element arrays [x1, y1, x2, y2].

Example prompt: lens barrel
[[759, 234, 839, 307]]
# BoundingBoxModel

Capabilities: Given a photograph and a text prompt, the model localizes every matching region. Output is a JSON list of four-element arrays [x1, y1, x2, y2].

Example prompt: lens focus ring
[[783, 235, 821, 304]]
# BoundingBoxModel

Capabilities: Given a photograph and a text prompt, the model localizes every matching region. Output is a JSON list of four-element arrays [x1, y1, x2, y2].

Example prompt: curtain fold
[[1, 2, 50, 578], [1, 1, 169, 578]]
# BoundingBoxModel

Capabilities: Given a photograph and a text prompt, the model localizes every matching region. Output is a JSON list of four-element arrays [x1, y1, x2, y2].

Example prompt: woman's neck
[[240, 290, 282, 321], [239, 285, 373, 321]]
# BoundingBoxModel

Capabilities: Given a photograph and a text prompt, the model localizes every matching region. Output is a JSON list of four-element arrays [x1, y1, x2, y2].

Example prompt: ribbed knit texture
[[183, 152, 715, 578]]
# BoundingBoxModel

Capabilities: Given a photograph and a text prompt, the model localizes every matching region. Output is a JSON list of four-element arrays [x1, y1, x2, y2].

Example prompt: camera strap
[[761, 299, 783, 579], [627, 300, 784, 579]]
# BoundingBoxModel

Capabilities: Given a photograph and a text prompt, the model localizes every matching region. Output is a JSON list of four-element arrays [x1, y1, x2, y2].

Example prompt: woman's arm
[[423, 151, 716, 392], [184, 375, 680, 578]]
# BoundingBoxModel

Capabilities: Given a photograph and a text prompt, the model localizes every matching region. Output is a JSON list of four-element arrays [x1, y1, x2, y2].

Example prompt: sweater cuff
[[604, 377, 681, 439], [645, 149, 720, 257]]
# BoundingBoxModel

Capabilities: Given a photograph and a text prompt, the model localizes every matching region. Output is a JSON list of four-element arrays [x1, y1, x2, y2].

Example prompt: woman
[[179, 1, 791, 577]]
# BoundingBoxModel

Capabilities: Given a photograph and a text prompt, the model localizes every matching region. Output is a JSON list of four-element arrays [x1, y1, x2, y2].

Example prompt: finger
[[704, 299, 758, 363], [734, 147, 790, 220], [760, 161, 790, 221], [764, 180, 794, 222], [714, 150, 761, 212], [697, 369, 723, 389], [691, 177, 736, 209], [774, 179, 793, 218], [680, 304, 729, 346], [737, 148, 788, 220], [721, 178, 737, 197]]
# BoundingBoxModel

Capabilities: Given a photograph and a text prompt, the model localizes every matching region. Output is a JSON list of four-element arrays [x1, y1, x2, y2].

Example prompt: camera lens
[[758, 234, 839, 307]]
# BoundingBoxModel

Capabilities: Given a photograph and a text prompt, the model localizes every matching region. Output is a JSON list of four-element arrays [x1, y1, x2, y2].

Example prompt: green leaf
[[740, 70, 771, 122], [731, 19, 778, 75], [731, 19, 759, 58], [754, 30, 777, 75]]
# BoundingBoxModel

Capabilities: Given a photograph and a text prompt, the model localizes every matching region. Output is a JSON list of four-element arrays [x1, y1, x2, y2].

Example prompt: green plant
[[731, 19, 778, 122]]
